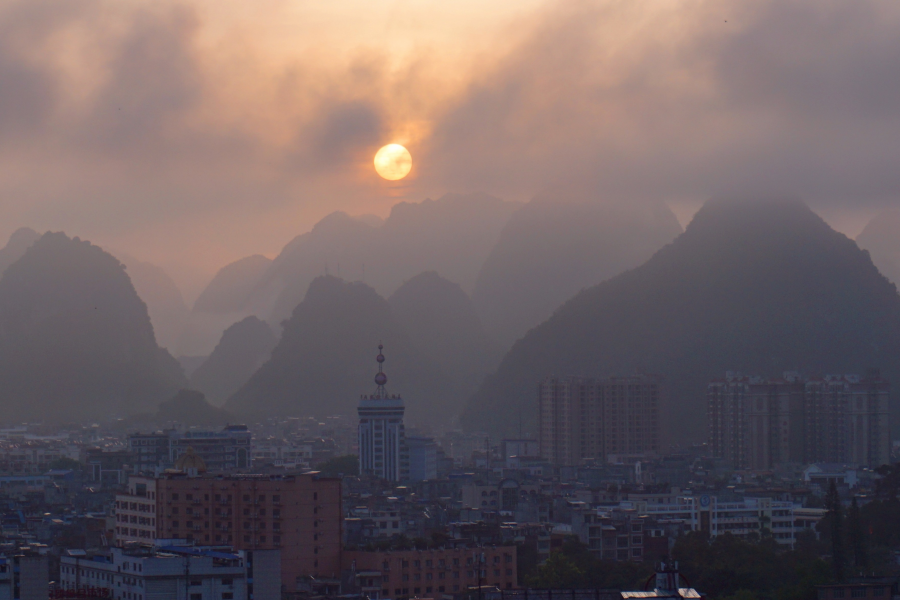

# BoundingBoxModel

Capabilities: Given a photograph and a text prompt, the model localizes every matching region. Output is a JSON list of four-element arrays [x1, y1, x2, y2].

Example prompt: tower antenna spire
[[374, 344, 388, 398]]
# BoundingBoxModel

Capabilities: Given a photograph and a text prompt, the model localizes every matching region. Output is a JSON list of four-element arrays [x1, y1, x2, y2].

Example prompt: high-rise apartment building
[[358, 346, 409, 481], [538, 375, 661, 467], [708, 371, 890, 469], [114, 472, 342, 589]]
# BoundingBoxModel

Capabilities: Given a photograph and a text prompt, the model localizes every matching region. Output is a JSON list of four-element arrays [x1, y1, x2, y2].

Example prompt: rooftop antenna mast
[[374, 344, 388, 399]]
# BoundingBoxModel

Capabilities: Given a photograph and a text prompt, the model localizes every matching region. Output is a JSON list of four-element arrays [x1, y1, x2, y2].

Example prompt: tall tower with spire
[[357, 345, 409, 481]]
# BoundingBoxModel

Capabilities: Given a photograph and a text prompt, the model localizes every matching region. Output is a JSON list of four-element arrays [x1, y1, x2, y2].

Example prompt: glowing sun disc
[[374, 144, 412, 180]]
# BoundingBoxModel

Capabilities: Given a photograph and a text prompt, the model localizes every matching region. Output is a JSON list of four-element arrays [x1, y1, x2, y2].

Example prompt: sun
[[374, 144, 412, 180]]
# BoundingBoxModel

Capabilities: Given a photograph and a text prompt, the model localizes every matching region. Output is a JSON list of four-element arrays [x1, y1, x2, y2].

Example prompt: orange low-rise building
[[115, 470, 342, 590], [343, 546, 517, 600]]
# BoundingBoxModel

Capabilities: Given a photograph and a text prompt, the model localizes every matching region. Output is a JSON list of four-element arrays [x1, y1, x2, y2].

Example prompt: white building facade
[[624, 494, 825, 547], [59, 546, 281, 600], [358, 346, 409, 482]]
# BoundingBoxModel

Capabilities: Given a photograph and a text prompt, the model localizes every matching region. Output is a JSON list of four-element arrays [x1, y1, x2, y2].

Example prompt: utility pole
[[184, 555, 190, 600]]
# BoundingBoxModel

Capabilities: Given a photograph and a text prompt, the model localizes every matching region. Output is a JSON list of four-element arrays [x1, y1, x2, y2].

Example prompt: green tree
[[516, 543, 540, 586], [721, 590, 757, 600], [316, 454, 359, 477], [673, 529, 832, 600], [825, 480, 845, 581], [874, 463, 900, 500], [759, 514, 772, 539], [527, 551, 585, 589], [48, 457, 82, 471], [848, 497, 868, 571]]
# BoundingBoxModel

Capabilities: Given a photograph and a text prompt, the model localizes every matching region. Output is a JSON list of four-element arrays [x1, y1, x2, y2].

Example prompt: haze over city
[[2, 1, 900, 598]]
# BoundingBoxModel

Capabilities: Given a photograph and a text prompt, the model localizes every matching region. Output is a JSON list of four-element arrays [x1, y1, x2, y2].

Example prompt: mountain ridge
[[462, 197, 900, 444], [0, 232, 186, 422]]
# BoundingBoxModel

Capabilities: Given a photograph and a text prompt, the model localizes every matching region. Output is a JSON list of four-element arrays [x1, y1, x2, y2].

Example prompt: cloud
[[424, 0, 900, 204], [79, 4, 202, 159], [1, 0, 900, 296]]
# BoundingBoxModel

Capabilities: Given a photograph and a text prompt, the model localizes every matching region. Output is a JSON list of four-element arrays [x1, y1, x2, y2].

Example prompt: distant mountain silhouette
[[462, 198, 900, 445], [178, 355, 207, 379], [117, 254, 189, 352], [0, 228, 40, 275], [174, 194, 519, 356], [226, 276, 463, 426], [194, 255, 272, 313], [155, 389, 234, 426], [245, 192, 521, 326], [472, 192, 683, 346], [177, 255, 273, 356], [857, 210, 900, 289], [258, 212, 376, 325], [0, 232, 186, 422], [388, 271, 501, 392], [190, 316, 277, 406]]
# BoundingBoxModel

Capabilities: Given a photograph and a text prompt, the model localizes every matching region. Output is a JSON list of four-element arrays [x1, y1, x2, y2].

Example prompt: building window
[[833, 590, 845, 598], [851, 590, 867, 599]]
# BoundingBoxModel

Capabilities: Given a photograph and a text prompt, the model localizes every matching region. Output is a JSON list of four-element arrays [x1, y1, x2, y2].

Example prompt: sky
[[1, 0, 900, 301]]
